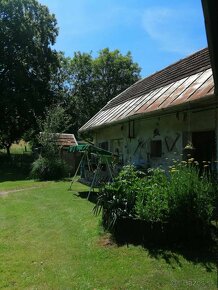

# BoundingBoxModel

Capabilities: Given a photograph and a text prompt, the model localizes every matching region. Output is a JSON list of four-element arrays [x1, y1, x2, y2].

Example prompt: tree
[[0, 0, 59, 155], [68, 52, 96, 132], [65, 48, 141, 135], [37, 105, 71, 157], [31, 105, 71, 180], [93, 48, 140, 108], [50, 52, 73, 105]]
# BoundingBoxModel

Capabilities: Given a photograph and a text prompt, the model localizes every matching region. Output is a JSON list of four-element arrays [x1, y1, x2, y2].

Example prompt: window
[[128, 120, 135, 138], [150, 140, 162, 157]]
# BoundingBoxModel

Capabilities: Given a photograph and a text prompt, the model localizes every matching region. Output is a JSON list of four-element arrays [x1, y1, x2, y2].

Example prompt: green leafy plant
[[94, 165, 144, 228], [94, 161, 216, 239], [31, 105, 70, 180], [168, 161, 215, 229], [31, 156, 68, 181], [135, 168, 169, 223]]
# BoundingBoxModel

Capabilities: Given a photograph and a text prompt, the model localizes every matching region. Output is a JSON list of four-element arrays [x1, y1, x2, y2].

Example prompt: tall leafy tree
[[50, 52, 73, 104], [0, 0, 59, 154], [93, 48, 140, 108], [31, 105, 71, 180], [66, 49, 141, 134], [69, 52, 96, 132], [37, 105, 71, 159]]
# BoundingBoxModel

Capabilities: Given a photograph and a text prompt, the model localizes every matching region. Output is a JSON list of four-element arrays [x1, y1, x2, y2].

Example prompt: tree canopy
[[0, 0, 59, 153], [63, 48, 141, 135], [0, 0, 141, 151]]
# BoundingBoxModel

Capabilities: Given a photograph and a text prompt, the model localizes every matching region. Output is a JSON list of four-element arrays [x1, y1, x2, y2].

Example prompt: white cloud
[[142, 6, 205, 55]]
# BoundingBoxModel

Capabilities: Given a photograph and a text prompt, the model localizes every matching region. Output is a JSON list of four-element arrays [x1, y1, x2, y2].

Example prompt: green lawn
[[0, 178, 217, 289]]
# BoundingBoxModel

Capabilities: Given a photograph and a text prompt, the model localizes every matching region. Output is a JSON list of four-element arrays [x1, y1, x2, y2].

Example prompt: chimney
[[201, 0, 218, 94]]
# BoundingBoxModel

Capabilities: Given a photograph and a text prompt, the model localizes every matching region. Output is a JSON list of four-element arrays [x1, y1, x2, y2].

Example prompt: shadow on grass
[[111, 220, 217, 272], [69, 185, 218, 273], [145, 242, 217, 272], [0, 165, 31, 182], [0, 154, 33, 182], [75, 191, 98, 204]]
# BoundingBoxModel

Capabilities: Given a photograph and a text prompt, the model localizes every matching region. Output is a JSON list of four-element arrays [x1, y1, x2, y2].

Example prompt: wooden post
[[201, 0, 218, 94]]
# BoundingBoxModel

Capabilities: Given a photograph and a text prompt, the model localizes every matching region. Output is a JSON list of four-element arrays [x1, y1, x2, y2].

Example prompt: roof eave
[[79, 93, 217, 134]]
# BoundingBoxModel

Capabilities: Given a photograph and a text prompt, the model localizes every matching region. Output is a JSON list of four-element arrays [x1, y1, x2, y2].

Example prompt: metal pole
[[106, 157, 114, 181], [87, 157, 101, 200], [69, 152, 86, 190]]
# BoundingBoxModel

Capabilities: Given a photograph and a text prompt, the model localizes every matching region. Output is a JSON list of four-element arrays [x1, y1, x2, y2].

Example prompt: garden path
[[0, 186, 42, 196]]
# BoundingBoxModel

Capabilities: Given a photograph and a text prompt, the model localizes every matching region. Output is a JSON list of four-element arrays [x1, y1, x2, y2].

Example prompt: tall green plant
[[31, 105, 71, 180], [94, 161, 216, 237], [168, 161, 215, 227], [94, 165, 144, 228], [135, 168, 170, 223], [37, 105, 71, 158]]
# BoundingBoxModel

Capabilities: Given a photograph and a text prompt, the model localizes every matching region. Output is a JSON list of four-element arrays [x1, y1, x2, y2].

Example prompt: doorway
[[192, 130, 216, 168]]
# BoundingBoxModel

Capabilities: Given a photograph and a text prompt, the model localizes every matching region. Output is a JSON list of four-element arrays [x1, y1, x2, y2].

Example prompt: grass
[[0, 171, 217, 289], [0, 140, 32, 155]]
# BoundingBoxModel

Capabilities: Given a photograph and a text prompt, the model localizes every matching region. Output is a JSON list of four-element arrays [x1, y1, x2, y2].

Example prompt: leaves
[[31, 105, 70, 180], [94, 164, 216, 232], [37, 105, 71, 158], [59, 49, 141, 135], [0, 0, 59, 151]]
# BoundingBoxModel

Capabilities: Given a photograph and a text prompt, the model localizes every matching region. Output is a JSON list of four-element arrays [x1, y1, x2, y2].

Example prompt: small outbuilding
[[39, 132, 80, 174], [55, 133, 81, 174]]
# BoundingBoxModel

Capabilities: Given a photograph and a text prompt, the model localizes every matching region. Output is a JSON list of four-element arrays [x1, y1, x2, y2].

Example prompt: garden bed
[[94, 163, 217, 247]]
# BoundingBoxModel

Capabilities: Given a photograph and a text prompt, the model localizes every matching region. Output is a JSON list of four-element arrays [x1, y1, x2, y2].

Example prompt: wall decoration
[[134, 138, 146, 155], [165, 133, 180, 152], [153, 128, 160, 137]]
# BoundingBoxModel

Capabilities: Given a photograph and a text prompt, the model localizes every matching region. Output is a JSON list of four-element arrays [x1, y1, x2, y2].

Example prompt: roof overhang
[[80, 94, 217, 133]]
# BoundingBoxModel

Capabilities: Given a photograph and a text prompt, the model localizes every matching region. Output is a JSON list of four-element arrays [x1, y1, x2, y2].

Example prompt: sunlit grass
[[0, 180, 217, 289], [0, 140, 31, 155]]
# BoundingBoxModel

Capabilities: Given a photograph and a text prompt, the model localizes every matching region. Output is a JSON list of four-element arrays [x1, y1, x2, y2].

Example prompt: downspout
[[201, 0, 218, 176]]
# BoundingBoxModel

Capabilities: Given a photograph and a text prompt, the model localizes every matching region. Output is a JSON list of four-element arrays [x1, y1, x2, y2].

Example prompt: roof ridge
[[143, 47, 208, 79]]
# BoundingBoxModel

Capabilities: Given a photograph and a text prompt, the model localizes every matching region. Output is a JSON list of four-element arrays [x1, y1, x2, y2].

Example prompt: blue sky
[[39, 0, 207, 77]]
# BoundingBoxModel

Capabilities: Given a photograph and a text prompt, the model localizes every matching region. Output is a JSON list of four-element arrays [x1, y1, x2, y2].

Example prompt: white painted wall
[[93, 108, 218, 170]]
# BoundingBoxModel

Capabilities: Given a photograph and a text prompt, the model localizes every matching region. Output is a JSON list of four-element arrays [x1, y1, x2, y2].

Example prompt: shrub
[[94, 161, 216, 239], [168, 161, 215, 229], [94, 165, 144, 228], [31, 156, 68, 180], [30, 105, 71, 181], [135, 168, 170, 223]]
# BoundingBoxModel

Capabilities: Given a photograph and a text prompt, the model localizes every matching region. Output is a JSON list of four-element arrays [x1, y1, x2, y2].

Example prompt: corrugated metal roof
[[79, 48, 215, 133]]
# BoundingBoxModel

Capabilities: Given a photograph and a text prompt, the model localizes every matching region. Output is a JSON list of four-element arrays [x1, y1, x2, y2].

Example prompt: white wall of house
[[93, 108, 218, 170]]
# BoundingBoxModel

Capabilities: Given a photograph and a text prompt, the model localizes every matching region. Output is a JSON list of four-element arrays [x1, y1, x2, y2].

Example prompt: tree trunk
[[6, 145, 11, 157]]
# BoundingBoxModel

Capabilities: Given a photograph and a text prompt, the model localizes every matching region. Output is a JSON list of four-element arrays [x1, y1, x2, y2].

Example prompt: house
[[79, 0, 218, 171], [79, 48, 217, 171]]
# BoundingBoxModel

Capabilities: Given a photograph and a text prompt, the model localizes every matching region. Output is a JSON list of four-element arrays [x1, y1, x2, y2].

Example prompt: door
[[192, 130, 216, 169]]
